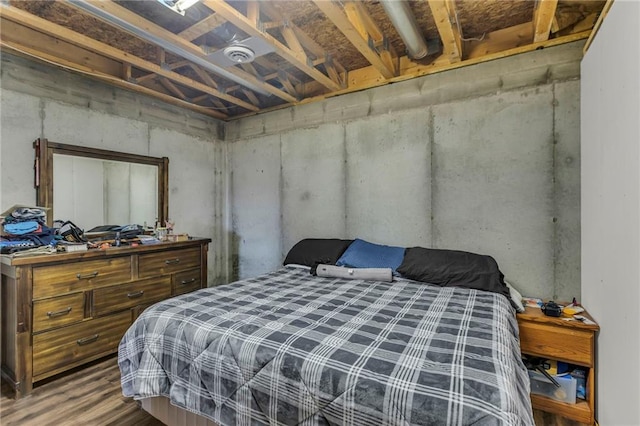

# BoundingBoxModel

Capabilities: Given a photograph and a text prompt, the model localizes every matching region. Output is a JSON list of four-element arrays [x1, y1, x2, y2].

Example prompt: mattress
[[119, 266, 533, 425]]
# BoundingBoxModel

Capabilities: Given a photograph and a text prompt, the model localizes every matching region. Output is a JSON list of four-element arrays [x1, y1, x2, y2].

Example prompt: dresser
[[1, 238, 210, 398], [517, 305, 599, 424]]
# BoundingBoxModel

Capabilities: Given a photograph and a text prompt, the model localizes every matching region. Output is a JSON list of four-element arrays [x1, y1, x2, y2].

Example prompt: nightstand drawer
[[32, 311, 131, 377], [93, 277, 171, 316], [138, 247, 201, 278], [33, 292, 85, 333], [33, 257, 132, 299], [519, 321, 594, 366], [172, 268, 202, 295]]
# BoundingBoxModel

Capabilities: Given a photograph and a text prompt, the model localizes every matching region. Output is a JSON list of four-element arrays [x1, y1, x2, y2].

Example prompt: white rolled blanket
[[315, 264, 393, 282]]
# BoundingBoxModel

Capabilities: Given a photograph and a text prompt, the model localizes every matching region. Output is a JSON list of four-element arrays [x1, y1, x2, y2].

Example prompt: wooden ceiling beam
[[0, 37, 227, 120], [201, 0, 340, 92], [0, 5, 257, 112], [259, 2, 322, 60], [428, 0, 462, 63], [533, 0, 559, 43], [135, 72, 158, 84], [242, 89, 260, 107], [189, 64, 219, 89], [167, 60, 191, 70], [273, 28, 591, 122], [191, 94, 228, 110], [465, 22, 534, 58], [281, 26, 307, 60], [123, 63, 132, 81], [177, 12, 226, 41], [277, 71, 299, 99], [159, 77, 187, 100], [312, 0, 395, 79], [65, 0, 295, 103], [343, 2, 398, 75], [258, 2, 347, 88], [344, 2, 379, 42], [0, 16, 122, 76]]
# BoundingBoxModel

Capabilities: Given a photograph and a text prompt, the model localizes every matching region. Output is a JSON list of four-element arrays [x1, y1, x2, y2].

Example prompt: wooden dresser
[[517, 305, 599, 425], [1, 238, 210, 398]]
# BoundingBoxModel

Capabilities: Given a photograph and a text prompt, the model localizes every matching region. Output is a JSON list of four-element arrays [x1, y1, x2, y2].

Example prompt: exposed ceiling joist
[[343, 2, 398, 76], [0, 4, 254, 112], [259, 2, 347, 87], [533, 0, 559, 43], [0, 38, 227, 120], [313, 0, 396, 79], [160, 77, 188, 100], [0, 0, 606, 121], [66, 0, 296, 103], [178, 12, 226, 41], [428, 0, 462, 63], [201, 0, 341, 92]]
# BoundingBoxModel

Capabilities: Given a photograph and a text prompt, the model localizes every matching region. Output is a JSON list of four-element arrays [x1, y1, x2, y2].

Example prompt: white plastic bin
[[528, 370, 577, 404]]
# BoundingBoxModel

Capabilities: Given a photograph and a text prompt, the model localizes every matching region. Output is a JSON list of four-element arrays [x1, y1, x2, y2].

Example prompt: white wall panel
[[581, 2, 640, 424]]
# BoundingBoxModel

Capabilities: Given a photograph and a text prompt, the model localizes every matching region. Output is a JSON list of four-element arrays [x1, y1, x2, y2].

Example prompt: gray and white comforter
[[119, 267, 533, 426]]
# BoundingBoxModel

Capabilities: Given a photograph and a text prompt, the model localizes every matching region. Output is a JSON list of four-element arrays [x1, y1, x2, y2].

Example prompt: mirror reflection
[[53, 154, 158, 230], [34, 138, 168, 232]]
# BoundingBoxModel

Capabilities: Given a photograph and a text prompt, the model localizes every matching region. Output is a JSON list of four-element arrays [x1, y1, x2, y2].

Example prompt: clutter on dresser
[[0, 205, 56, 254], [541, 300, 563, 317]]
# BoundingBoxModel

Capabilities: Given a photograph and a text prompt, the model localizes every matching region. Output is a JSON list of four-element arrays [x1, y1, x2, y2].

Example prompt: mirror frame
[[34, 138, 169, 228]]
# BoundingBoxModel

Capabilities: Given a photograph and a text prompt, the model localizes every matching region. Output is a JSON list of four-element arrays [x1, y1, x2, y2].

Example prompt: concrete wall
[[0, 53, 227, 285], [228, 41, 584, 300], [581, 2, 640, 424]]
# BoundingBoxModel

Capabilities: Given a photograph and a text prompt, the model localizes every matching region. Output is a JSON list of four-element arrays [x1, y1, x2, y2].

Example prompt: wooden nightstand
[[517, 306, 599, 425]]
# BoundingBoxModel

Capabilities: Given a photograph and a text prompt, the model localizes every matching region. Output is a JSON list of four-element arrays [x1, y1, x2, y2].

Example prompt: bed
[[119, 239, 533, 426]]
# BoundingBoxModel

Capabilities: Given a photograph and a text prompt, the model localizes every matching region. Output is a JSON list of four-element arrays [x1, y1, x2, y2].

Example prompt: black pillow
[[397, 247, 511, 299], [283, 239, 354, 267]]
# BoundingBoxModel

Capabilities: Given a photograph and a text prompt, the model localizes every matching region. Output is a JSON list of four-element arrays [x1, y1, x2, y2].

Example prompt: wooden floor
[[0, 354, 586, 426], [0, 355, 162, 426]]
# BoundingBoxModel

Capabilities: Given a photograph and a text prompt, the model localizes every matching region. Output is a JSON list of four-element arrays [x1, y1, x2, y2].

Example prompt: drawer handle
[[165, 258, 181, 265], [46, 307, 72, 318], [77, 334, 99, 346], [180, 278, 196, 285], [127, 291, 145, 299], [76, 271, 99, 280]]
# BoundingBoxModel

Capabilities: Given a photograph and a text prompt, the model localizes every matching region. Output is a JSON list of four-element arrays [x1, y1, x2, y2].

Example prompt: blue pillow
[[336, 239, 405, 273]]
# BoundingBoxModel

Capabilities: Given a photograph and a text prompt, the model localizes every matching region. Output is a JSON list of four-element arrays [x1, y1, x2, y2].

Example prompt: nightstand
[[517, 306, 599, 425]]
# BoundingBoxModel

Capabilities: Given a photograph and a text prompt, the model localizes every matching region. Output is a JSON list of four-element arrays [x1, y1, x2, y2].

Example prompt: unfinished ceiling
[[0, 0, 607, 121]]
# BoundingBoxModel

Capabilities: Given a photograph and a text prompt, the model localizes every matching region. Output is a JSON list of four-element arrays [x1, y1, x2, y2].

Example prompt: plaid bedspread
[[119, 267, 533, 426]]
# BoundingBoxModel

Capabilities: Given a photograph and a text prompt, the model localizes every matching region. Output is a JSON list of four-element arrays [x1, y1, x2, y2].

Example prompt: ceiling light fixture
[[223, 45, 255, 64], [157, 0, 201, 16]]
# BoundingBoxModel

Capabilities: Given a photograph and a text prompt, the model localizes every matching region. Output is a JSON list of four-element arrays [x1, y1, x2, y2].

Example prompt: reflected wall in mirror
[[35, 138, 168, 230]]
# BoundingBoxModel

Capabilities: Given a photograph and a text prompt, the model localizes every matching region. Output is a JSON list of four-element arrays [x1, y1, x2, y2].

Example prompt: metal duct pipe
[[380, 0, 428, 59], [68, 0, 270, 96]]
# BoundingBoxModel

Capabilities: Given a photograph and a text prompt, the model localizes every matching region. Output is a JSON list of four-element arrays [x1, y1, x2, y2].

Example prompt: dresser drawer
[[33, 257, 132, 299], [33, 292, 85, 333], [518, 321, 594, 366], [172, 268, 202, 296], [138, 247, 201, 278], [93, 276, 171, 316], [32, 311, 131, 377]]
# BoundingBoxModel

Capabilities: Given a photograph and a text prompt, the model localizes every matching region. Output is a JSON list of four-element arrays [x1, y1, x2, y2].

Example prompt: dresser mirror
[[34, 138, 168, 230]]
